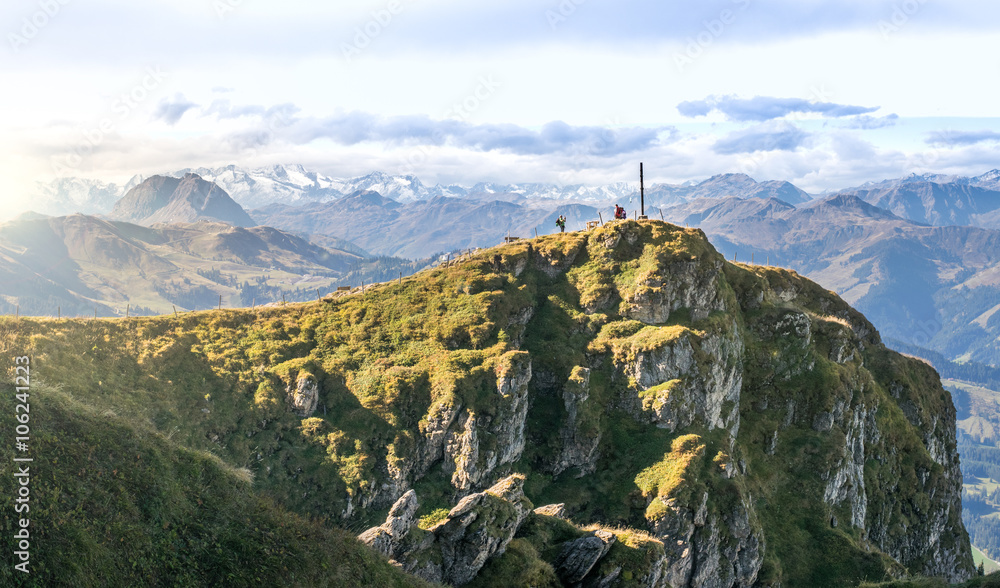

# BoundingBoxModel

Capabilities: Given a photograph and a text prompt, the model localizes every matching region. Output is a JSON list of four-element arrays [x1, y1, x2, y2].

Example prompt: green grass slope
[[0, 385, 433, 587]]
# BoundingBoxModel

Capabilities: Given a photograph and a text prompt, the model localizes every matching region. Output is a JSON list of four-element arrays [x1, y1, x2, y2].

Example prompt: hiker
[[614, 204, 626, 220], [555, 215, 566, 233]]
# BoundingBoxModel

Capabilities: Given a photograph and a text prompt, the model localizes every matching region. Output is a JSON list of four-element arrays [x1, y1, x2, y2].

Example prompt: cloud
[[204, 100, 301, 122], [678, 95, 879, 122], [210, 105, 674, 157], [153, 94, 198, 125], [713, 122, 809, 155], [925, 130, 1000, 146], [7, 0, 1000, 69], [842, 114, 900, 130]]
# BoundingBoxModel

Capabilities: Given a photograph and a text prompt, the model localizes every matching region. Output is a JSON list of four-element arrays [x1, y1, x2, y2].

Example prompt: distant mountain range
[[26, 164, 844, 216], [31, 175, 146, 216], [660, 193, 1000, 365], [32, 164, 1000, 224], [0, 213, 363, 317], [836, 171, 1000, 228], [250, 191, 603, 259], [644, 172, 812, 207]]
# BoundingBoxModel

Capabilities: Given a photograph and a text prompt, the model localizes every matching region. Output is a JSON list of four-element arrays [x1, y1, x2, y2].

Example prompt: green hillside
[[0, 219, 976, 586], [0, 384, 434, 587]]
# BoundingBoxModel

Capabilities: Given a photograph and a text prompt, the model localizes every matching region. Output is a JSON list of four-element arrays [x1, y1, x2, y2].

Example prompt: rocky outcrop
[[285, 372, 319, 417], [823, 401, 877, 529], [624, 259, 727, 324], [554, 529, 617, 584], [357, 489, 419, 555], [618, 325, 743, 438], [686, 500, 763, 588], [360, 474, 532, 586], [555, 366, 601, 476], [864, 368, 972, 582], [647, 489, 763, 588], [442, 352, 532, 492], [533, 503, 567, 518]]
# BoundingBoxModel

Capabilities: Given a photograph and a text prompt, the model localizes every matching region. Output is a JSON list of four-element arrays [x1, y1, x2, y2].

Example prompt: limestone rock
[[359, 475, 533, 587], [553, 529, 616, 584], [442, 353, 532, 492], [620, 324, 743, 437], [286, 372, 318, 417], [358, 489, 418, 559], [623, 259, 727, 324], [533, 503, 567, 518], [555, 366, 601, 476]]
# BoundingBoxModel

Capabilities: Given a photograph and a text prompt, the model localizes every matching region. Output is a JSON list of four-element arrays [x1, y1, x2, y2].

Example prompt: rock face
[[287, 220, 974, 586], [357, 489, 419, 555], [360, 474, 532, 586], [555, 366, 601, 476], [619, 325, 743, 437], [623, 258, 727, 324], [286, 372, 319, 417], [441, 352, 532, 492], [554, 530, 617, 584]]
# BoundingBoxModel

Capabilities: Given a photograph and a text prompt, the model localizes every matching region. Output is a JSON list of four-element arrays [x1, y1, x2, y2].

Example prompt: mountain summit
[[1, 219, 974, 586], [110, 173, 255, 227]]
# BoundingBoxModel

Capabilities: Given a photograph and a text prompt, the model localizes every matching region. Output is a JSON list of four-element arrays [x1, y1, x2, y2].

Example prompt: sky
[[1, 0, 999, 214]]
